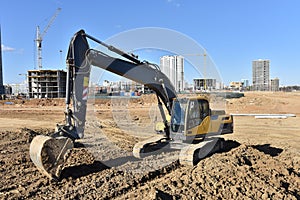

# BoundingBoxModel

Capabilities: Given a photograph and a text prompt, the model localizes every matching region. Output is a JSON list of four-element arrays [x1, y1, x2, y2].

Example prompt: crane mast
[[181, 51, 207, 90], [35, 7, 61, 69]]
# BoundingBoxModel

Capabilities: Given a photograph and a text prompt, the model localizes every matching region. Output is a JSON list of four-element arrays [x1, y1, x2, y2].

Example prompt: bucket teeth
[[29, 135, 74, 180]]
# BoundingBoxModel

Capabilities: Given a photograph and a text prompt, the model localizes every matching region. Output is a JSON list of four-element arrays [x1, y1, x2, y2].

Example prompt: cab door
[[185, 99, 210, 136]]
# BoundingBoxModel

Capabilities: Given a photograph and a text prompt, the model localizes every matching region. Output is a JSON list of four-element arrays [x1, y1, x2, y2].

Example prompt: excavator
[[29, 30, 234, 180]]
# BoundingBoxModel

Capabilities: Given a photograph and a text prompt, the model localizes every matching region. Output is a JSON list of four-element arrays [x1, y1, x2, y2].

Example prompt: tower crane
[[181, 50, 208, 90], [35, 7, 61, 69]]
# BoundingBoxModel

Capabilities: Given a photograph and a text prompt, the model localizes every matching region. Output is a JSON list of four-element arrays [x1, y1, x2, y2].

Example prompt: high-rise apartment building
[[160, 55, 184, 92], [252, 59, 270, 91]]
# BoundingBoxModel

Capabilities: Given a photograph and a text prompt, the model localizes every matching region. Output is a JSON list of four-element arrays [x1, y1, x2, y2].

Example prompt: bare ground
[[0, 92, 299, 199]]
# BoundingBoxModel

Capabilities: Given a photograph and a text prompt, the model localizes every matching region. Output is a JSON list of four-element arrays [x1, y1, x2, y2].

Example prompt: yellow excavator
[[29, 30, 233, 179]]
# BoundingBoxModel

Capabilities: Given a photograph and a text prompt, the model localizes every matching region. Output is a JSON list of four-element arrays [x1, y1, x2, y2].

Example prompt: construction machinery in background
[[29, 30, 233, 179], [35, 7, 61, 69]]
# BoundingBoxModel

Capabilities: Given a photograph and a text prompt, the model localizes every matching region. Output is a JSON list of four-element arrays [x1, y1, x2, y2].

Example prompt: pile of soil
[[0, 128, 299, 199], [121, 144, 300, 199], [0, 98, 65, 107]]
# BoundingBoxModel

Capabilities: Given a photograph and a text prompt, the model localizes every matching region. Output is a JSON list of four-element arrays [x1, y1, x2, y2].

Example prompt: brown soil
[[0, 92, 299, 199]]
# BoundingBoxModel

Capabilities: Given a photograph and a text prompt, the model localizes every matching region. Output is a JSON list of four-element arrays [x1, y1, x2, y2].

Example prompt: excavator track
[[179, 136, 224, 166], [28, 30, 234, 180], [30, 135, 74, 180], [132, 135, 169, 158]]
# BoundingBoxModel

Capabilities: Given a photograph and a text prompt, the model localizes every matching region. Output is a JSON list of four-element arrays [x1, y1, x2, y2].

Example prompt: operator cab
[[170, 97, 210, 142]]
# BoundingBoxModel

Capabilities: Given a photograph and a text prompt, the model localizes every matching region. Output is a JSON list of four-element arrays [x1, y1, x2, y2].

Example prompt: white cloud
[[1, 44, 15, 52], [115, 24, 122, 29], [166, 0, 181, 8]]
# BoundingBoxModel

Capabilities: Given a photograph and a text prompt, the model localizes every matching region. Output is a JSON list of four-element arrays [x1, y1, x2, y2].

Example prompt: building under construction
[[27, 69, 66, 98], [193, 78, 216, 91]]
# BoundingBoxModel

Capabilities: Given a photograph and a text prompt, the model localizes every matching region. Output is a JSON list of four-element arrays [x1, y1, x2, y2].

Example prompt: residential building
[[252, 59, 270, 91], [270, 78, 280, 92], [241, 79, 249, 88], [91, 80, 146, 96], [229, 81, 243, 90], [9, 83, 27, 95], [4, 85, 12, 95], [160, 55, 184, 92]]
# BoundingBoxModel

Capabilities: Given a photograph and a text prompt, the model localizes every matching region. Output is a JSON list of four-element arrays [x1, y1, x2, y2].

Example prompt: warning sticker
[[84, 77, 89, 87]]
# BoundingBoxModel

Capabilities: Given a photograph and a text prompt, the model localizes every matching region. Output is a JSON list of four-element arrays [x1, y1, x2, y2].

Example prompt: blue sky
[[1, 0, 300, 86]]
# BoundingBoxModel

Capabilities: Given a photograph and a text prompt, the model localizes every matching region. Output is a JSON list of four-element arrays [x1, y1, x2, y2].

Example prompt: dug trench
[[0, 128, 299, 199]]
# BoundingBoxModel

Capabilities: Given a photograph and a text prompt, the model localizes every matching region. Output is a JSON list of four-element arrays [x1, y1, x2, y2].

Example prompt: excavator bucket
[[29, 135, 74, 180]]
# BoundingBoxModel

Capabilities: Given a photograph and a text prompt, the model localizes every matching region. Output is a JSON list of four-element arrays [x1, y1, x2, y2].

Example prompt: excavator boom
[[65, 30, 176, 139], [30, 30, 177, 179]]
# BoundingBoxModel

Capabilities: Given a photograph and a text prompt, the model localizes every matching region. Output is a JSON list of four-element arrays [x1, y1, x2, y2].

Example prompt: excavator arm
[[30, 30, 177, 179], [62, 29, 177, 139]]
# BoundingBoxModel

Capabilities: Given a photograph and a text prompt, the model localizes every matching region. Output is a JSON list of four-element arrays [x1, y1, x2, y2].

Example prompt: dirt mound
[[0, 98, 65, 107], [0, 129, 299, 199], [121, 144, 299, 199]]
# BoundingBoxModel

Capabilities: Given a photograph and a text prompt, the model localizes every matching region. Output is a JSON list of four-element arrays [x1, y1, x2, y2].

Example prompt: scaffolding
[[27, 69, 66, 98]]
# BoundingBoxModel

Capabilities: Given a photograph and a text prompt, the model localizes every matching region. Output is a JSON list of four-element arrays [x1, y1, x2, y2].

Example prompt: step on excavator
[[30, 30, 234, 179]]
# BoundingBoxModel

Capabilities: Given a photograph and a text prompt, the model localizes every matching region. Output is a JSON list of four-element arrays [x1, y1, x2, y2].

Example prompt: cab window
[[186, 99, 209, 129]]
